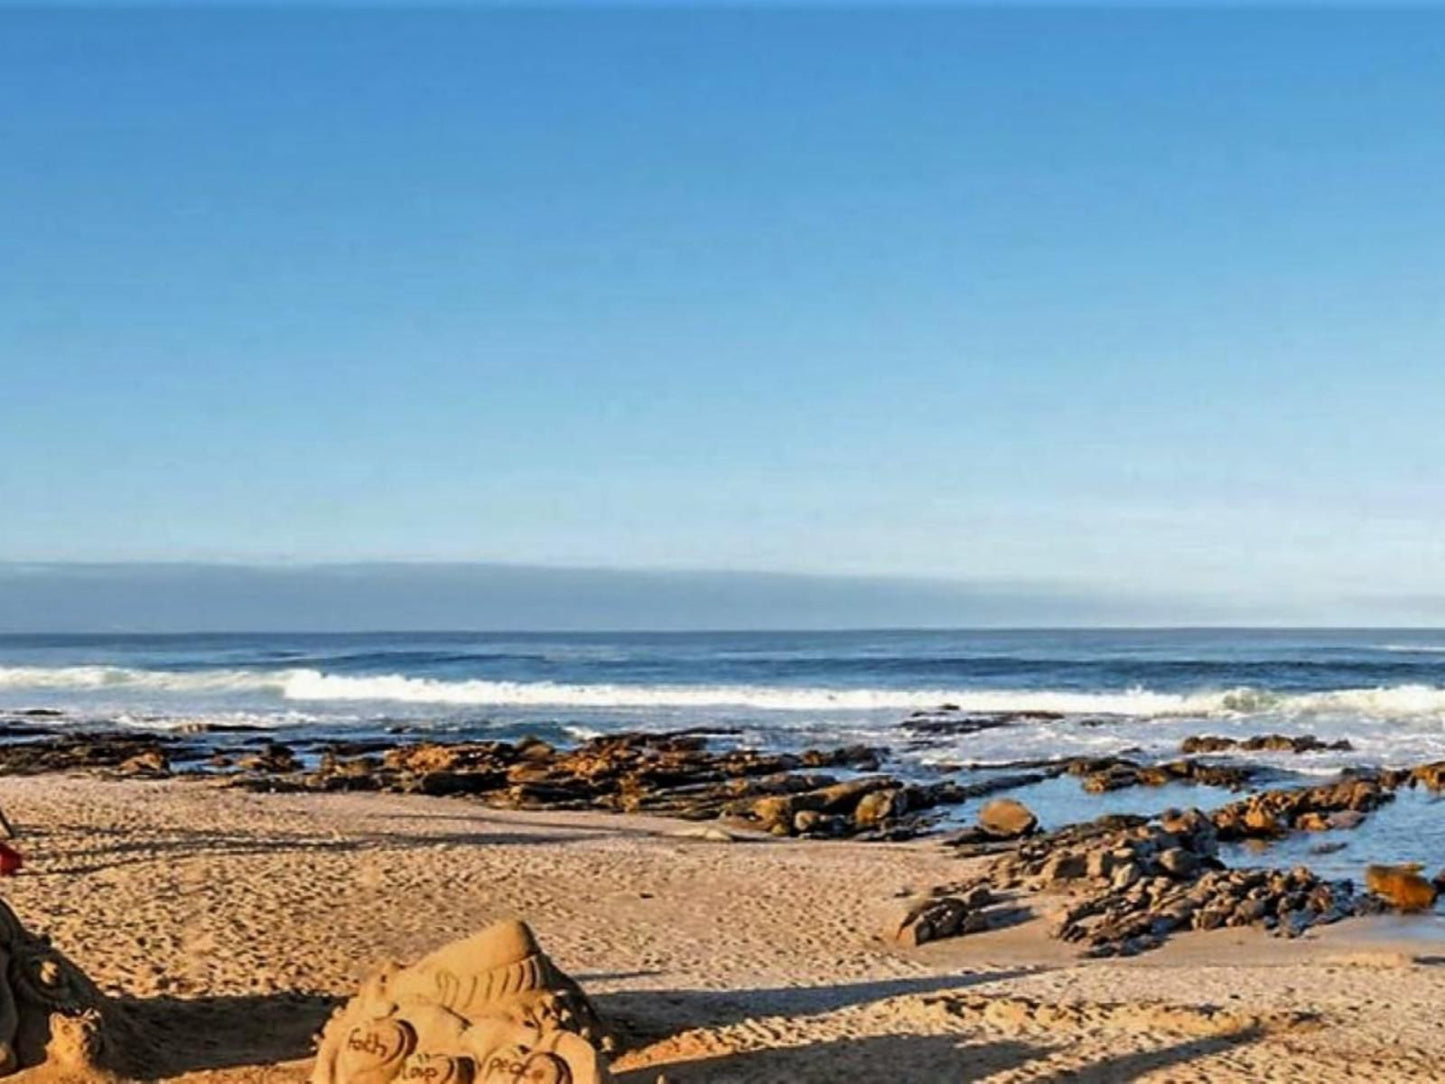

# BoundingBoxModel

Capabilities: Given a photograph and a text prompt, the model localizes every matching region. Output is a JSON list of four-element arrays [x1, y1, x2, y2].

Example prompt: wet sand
[[2, 775, 1443, 1082]]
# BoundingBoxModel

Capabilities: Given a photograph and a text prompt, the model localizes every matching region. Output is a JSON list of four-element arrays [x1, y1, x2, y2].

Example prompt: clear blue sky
[[3, 6, 1444, 624]]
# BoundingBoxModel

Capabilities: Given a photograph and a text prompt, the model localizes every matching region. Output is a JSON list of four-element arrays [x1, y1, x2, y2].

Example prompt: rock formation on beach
[[1364, 864, 1438, 912], [0, 896, 111, 1076], [313, 918, 614, 1084], [903, 806, 1371, 955]]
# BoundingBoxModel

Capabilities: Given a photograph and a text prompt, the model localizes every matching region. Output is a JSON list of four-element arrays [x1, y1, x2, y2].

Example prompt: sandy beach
[[0, 775, 1439, 1082]]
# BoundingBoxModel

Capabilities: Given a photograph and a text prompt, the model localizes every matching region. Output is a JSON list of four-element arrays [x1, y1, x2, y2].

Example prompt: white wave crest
[[6, 664, 1445, 719], [277, 670, 1220, 713], [0, 665, 280, 694]]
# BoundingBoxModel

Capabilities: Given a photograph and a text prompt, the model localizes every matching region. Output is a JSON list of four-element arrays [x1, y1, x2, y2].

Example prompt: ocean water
[[8, 628, 1445, 879], [4, 629, 1445, 769], [8, 628, 1445, 911]]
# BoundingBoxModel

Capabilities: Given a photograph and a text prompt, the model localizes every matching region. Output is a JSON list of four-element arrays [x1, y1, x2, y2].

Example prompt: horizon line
[[3, 624, 1444, 636]]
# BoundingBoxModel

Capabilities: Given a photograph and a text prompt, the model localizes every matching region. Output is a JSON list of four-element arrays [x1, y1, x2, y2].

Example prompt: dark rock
[[900, 710, 1062, 737], [1181, 734, 1353, 755]]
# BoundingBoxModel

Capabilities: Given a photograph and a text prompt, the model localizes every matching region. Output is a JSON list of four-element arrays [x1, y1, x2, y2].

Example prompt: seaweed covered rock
[[0, 897, 110, 1076], [313, 918, 614, 1084]]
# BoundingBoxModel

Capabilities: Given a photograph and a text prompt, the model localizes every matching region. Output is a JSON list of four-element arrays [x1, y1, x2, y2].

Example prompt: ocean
[[8, 628, 1445, 882], [5, 628, 1445, 762]]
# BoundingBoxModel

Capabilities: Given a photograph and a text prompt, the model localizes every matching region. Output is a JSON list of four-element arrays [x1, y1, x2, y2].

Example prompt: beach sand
[[2, 775, 1442, 1082]]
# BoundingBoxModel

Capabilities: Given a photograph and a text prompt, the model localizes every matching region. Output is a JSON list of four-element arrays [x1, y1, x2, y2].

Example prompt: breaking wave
[[7, 664, 1445, 719]]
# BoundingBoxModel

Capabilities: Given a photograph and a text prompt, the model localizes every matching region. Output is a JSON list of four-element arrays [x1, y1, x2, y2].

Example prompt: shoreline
[[1, 776, 1443, 1081]]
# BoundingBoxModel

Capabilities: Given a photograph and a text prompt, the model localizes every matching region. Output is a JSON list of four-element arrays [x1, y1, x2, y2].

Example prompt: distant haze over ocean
[[0, 563, 1440, 633]]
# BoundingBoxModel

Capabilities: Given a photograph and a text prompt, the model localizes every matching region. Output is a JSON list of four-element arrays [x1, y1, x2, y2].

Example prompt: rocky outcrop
[[1208, 774, 1392, 841], [909, 766, 1445, 956], [888, 883, 997, 947], [313, 918, 614, 1084], [1068, 757, 1255, 794], [987, 810, 1365, 955], [1181, 734, 1353, 755], [1407, 762, 1445, 790], [899, 709, 1063, 738], [916, 797, 1392, 957], [0, 731, 200, 777], [249, 732, 908, 836]]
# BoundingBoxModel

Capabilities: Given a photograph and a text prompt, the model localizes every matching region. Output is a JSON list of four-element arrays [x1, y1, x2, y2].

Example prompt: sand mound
[[313, 918, 614, 1084]]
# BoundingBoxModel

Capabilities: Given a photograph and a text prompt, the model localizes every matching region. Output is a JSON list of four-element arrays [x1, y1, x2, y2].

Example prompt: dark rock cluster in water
[[1064, 756, 1256, 793], [1208, 772, 1393, 839], [899, 762, 1445, 955], [0, 730, 205, 776], [900, 807, 1376, 955], [1180, 733, 1355, 755]]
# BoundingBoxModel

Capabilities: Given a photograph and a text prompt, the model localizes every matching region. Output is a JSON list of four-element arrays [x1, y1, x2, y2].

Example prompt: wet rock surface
[[909, 770, 1445, 955], [1181, 733, 1355, 755], [1065, 755, 1256, 793], [0, 730, 198, 777], [899, 709, 1064, 738], [4, 712, 1445, 864], [1207, 772, 1394, 840], [251, 731, 985, 840], [923, 804, 1378, 956]]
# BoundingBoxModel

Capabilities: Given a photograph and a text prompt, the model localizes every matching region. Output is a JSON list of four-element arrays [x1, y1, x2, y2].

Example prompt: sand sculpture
[[0, 897, 110, 1075], [313, 919, 615, 1084]]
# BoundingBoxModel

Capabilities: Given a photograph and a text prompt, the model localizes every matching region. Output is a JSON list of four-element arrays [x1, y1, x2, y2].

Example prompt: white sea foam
[[278, 670, 1223, 713], [0, 665, 277, 694], [8, 663, 1445, 720]]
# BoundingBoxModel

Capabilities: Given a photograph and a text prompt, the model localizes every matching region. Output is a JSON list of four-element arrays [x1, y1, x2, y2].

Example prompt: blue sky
[[3, 6, 1444, 624]]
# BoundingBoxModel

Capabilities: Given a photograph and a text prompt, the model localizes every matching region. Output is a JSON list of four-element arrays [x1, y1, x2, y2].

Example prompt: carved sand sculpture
[[0, 896, 110, 1076], [313, 918, 616, 1084]]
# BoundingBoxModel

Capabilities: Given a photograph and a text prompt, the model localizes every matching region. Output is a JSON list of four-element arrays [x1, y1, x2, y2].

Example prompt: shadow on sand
[[110, 990, 340, 1075], [1058, 1029, 1264, 1082], [35, 826, 598, 876], [102, 972, 1265, 1082], [598, 969, 1037, 1042], [615, 1034, 1047, 1083], [614, 1026, 1265, 1083]]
